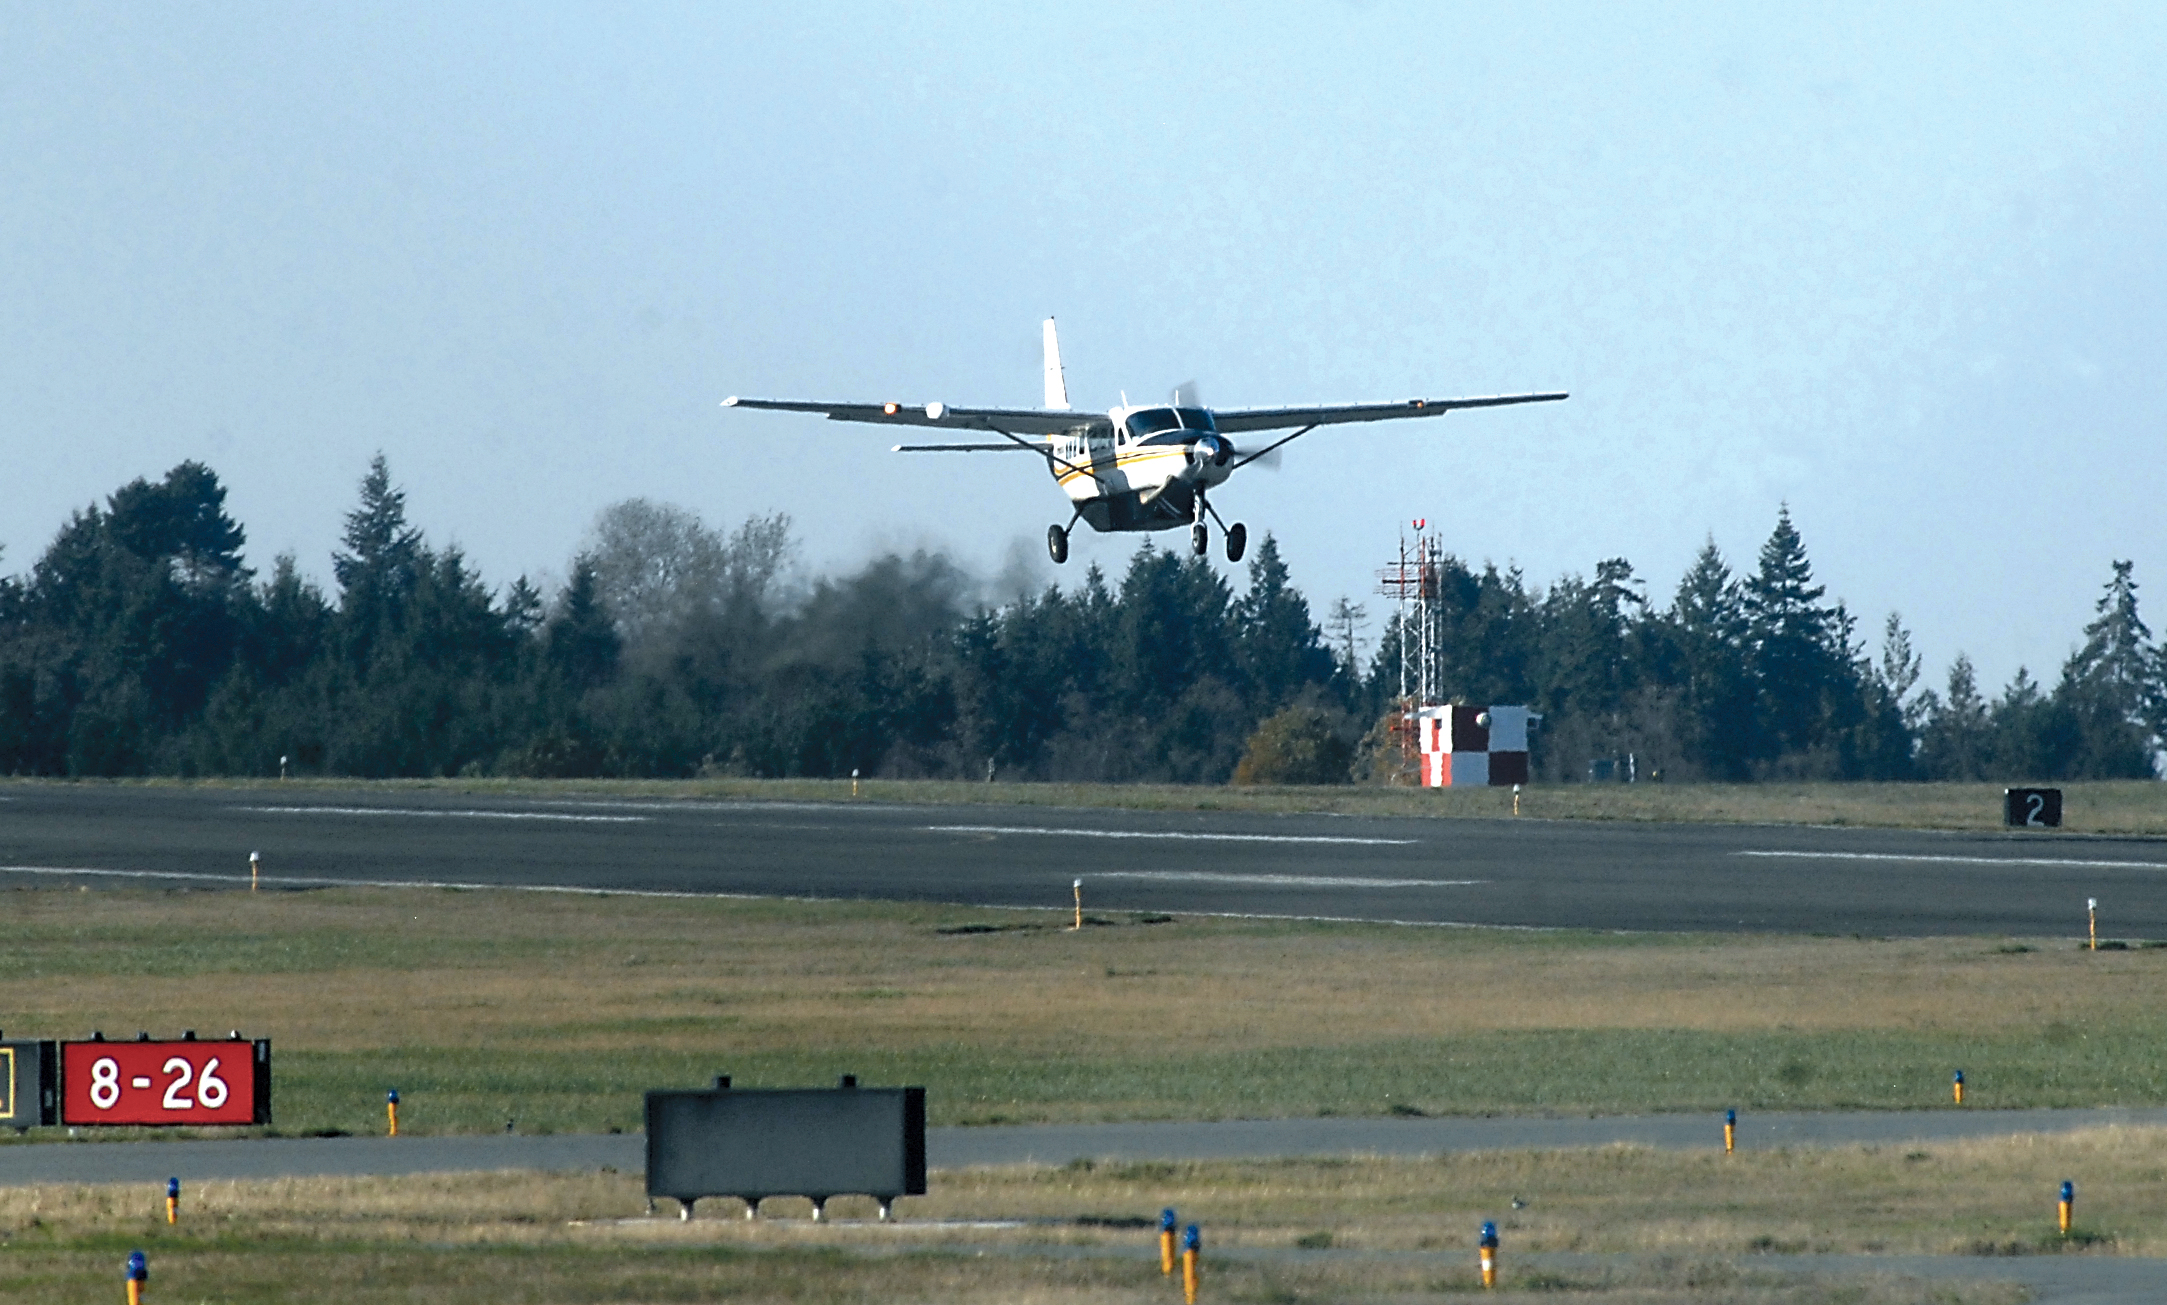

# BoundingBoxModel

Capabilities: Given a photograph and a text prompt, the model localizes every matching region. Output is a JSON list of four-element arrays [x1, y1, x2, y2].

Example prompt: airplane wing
[[1210, 392, 1568, 434], [722, 396, 1110, 436]]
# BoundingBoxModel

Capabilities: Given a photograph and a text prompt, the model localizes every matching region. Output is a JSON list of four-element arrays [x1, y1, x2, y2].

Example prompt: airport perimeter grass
[[3, 888, 2165, 1136], [20, 1126, 2167, 1300], [48, 773, 2167, 833]]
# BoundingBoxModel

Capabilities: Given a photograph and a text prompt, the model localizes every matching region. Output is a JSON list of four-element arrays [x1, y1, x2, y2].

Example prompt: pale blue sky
[[4, 3, 2160, 693]]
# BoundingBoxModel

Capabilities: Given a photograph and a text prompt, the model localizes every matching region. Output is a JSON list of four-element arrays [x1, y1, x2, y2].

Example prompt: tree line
[[0, 457, 2158, 783]]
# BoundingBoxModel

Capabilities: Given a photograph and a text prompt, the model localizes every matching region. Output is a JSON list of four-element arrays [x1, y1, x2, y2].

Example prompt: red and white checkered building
[[1416, 705, 1536, 787]]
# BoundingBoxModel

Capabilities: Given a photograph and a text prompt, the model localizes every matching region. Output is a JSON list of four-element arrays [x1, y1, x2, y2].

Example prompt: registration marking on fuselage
[[1096, 870, 1480, 889], [1738, 850, 2167, 872], [235, 806, 648, 823], [927, 824, 1416, 846]]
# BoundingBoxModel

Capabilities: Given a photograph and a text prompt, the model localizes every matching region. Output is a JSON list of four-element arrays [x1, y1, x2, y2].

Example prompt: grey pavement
[[5, 781, 2167, 935], [5, 1107, 2164, 1185]]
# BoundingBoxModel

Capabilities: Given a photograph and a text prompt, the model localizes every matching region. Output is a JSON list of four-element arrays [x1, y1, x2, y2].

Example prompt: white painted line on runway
[[0, 864, 740, 899], [1739, 850, 2167, 871], [1097, 871, 1481, 889], [0, 866, 1548, 931], [928, 824, 1415, 846], [235, 805, 647, 824]]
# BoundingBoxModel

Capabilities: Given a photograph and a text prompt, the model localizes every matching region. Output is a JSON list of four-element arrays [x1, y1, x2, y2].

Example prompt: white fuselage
[[1049, 404, 1235, 534]]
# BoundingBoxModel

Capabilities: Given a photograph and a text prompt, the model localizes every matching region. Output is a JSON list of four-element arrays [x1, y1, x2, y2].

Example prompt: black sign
[[0, 1041, 59, 1128], [646, 1076, 926, 1217], [2004, 788, 2063, 828]]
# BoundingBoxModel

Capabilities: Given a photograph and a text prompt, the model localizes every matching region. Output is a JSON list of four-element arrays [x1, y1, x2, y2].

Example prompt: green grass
[[3, 888, 2166, 1136]]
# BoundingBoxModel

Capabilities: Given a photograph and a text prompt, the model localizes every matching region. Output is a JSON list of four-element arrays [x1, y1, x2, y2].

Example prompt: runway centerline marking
[[927, 824, 1415, 846], [1096, 871, 1481, 889], [1739, 850, 2167, 871], [234, 805, 647, 824]]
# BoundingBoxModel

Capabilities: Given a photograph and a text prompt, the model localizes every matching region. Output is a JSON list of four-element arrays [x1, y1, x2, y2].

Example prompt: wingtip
[[721, 395, 740, 407]]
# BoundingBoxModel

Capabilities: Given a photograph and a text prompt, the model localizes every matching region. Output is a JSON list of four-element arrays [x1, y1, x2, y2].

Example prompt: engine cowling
[[1189, 434, 1234, 472]]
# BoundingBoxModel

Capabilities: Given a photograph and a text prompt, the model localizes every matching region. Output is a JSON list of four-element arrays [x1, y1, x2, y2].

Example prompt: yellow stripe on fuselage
[[1055, 448, 1186, 487]]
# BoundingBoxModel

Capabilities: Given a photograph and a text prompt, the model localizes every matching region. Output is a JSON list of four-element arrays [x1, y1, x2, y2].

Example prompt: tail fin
[[1042, 318, 1070, 410]]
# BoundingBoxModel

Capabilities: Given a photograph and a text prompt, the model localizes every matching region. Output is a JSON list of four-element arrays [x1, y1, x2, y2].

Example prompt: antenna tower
[[1376, 520, 1444, 780]]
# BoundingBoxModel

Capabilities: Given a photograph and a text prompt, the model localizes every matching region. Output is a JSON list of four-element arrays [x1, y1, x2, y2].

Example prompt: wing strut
[[1228, 424, 1317, 472], [983, 424, 1109, 492]]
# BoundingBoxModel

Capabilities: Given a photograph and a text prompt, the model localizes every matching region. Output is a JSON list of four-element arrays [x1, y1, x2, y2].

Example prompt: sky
[[3, 2, 2162, 694]]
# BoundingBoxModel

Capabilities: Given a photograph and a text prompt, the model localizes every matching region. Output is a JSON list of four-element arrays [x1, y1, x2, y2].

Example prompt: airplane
[[722, 320, 1566, 565]]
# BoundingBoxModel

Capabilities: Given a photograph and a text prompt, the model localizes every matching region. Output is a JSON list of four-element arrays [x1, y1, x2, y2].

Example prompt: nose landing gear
[[1193, 489, 1247, 563]]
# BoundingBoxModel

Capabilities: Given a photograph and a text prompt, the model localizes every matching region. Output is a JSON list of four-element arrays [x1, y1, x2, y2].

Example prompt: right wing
[[723, 396, 1111, 437], [1210, 392, 1568, 433]]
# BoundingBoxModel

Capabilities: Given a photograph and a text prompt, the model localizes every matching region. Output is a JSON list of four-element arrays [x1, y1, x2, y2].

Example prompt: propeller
[[1173, 379, 1280, 470]]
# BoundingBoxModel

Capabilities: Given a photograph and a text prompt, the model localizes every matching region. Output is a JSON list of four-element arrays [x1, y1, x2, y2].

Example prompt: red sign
[[60, 1039, 268, 1126]]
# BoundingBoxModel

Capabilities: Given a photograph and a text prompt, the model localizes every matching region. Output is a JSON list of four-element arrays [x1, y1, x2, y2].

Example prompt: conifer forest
[[2, 457, 2159, 784]]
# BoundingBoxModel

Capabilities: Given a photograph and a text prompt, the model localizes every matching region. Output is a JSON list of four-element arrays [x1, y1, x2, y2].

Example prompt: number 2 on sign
[[159, 1057, 228, 1110], [2026, 794, 2046, 826]]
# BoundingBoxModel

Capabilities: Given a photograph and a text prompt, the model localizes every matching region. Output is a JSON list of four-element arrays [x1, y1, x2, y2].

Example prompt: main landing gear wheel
[[1191, 523, 1208, 557], [1225, 522, 1247, 563], [1047, 524, 1069, 565]]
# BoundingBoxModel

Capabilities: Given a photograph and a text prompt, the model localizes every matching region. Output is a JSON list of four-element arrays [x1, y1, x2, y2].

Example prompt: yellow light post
[[1159, 1208, 1177, 1275], [1479, 1221, 1499, 1288]]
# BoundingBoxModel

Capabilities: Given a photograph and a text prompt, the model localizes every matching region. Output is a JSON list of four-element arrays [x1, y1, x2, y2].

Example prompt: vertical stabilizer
[[1042, 318, 1070, 410]]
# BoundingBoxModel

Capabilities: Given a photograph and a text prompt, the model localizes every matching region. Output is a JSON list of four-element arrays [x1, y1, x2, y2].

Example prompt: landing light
[[883, 402, 900, 415]]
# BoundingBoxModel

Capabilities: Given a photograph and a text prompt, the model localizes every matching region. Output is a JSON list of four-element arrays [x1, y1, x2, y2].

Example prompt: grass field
[[52, 773, 2167, 834], [3, 888, 2165, 1135], [15, 1125, 2159, 1301]]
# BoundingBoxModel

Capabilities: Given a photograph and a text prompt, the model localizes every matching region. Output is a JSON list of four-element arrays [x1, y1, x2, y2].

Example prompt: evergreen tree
[[1743, 506, 1849, 765], [1666, 538, 1754, 779], [332, 453, 424, 667], [1232, 534, 1335, 715]]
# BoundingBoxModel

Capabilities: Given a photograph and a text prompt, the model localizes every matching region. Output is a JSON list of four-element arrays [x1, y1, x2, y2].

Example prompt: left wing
[[1210, 392, 1567, 434], [723, 396, 1111, 437]]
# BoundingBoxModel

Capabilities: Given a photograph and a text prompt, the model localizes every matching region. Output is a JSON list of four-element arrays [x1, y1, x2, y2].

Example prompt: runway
[[4, 782, 2166, 935]]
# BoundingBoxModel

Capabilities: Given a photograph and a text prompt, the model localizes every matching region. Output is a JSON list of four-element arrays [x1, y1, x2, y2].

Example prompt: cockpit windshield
[[1123, 407, 1216, 441]]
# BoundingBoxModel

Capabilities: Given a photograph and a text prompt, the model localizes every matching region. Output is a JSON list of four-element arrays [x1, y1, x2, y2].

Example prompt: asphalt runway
[[4, 783, 2167, 935], [4, 1107, 2163, 1185]]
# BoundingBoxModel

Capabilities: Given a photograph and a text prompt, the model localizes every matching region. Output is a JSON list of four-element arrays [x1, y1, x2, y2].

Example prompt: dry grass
[[2, 888, 2165, 1133], [0, 1138, 2114, 1302], [49, 773, 2167, 834]]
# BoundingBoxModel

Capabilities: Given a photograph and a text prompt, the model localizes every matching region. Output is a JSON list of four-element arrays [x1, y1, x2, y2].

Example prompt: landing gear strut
[[1194, 490, 1246, 563], [1047, 523, 1069, 565]]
